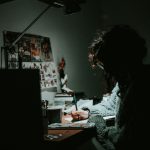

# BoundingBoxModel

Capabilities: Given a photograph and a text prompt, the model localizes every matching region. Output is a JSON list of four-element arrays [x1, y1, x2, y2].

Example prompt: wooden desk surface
[[46, 129, 83, 141], [45, 128, 96, 150]]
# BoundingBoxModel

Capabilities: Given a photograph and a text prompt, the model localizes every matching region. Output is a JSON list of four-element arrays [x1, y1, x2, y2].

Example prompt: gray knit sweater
[[89, 83, 120, 117]]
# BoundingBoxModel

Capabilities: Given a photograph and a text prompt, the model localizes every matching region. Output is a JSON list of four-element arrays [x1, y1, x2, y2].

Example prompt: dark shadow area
[[0, 69, 44, 149]]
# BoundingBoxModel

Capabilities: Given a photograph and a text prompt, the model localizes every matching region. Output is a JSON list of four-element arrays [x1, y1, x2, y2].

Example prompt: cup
[[47, 106, 63, 124]]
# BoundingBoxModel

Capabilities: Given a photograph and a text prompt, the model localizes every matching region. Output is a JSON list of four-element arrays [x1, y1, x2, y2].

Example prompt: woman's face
[[101, 57, 120, 81]]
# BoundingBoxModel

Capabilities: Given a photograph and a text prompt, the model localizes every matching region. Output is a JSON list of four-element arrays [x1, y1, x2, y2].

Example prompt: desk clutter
[[54, 92, 86, 109], [45, 133, 63, 141], [54, 93, 74, 110], [48, 122, 95, 129]]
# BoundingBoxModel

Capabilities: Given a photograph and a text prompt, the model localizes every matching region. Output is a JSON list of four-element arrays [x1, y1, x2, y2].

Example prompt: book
[[54, 93, 74, 102]]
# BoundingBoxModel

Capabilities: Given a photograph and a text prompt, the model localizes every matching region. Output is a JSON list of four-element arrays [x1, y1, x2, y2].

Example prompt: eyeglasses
[[96, 61, 104, 70], [88, 51, 104, 70]]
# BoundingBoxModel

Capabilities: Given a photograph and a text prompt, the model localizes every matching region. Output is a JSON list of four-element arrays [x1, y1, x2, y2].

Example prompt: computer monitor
[[0, 69, 44, 148]]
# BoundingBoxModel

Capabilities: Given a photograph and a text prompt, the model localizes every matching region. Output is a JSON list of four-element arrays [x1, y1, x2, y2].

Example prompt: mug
[[47, 106, 63, 124]]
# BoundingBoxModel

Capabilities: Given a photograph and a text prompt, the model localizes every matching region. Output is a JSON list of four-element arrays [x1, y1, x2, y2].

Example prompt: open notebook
[[48, 122, 95, 129]]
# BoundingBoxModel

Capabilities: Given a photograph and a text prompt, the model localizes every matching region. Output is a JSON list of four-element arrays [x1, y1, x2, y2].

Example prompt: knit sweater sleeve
[[89, 83, 120, 117]]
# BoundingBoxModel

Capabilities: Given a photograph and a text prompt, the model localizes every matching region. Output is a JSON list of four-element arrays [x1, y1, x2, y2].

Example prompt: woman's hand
[[71, 110, 89, 121]]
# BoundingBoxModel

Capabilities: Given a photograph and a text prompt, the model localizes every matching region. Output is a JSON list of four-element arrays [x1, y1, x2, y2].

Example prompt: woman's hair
[[88, 24, 147, 72], [88, 24, 148, 97]]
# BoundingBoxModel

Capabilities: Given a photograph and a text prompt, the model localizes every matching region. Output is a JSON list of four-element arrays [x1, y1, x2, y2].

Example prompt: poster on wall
[[3, 30, 58, 90], [3, 30, 53, 62]]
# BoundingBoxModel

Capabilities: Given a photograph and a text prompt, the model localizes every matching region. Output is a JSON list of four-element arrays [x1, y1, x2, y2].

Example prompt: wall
[[0, 0, 150, 98], [101, 0, 150, 64]]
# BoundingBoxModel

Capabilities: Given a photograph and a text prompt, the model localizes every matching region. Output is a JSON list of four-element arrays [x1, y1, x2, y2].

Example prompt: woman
[[88, 24, 150, 150]]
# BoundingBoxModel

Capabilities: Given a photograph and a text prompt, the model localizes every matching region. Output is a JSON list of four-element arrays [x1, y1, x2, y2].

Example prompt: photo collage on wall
[[3, 30, 58, 89]]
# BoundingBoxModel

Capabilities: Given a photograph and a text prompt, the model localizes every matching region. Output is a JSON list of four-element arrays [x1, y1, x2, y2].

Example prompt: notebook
[[48, 122, 95, 129]]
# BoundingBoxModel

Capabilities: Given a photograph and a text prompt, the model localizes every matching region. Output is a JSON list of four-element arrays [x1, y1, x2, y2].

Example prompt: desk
[[45, 128, 96, 150], [46, 129, 83, 141]]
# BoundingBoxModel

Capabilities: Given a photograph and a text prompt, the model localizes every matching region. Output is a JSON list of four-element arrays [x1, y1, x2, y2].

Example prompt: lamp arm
[[11, 4, 51, 47]]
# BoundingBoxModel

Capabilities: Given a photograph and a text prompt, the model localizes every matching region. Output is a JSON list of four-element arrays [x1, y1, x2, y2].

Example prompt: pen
[[73, 92, 78, 111], [73, 93, 80, 120]]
